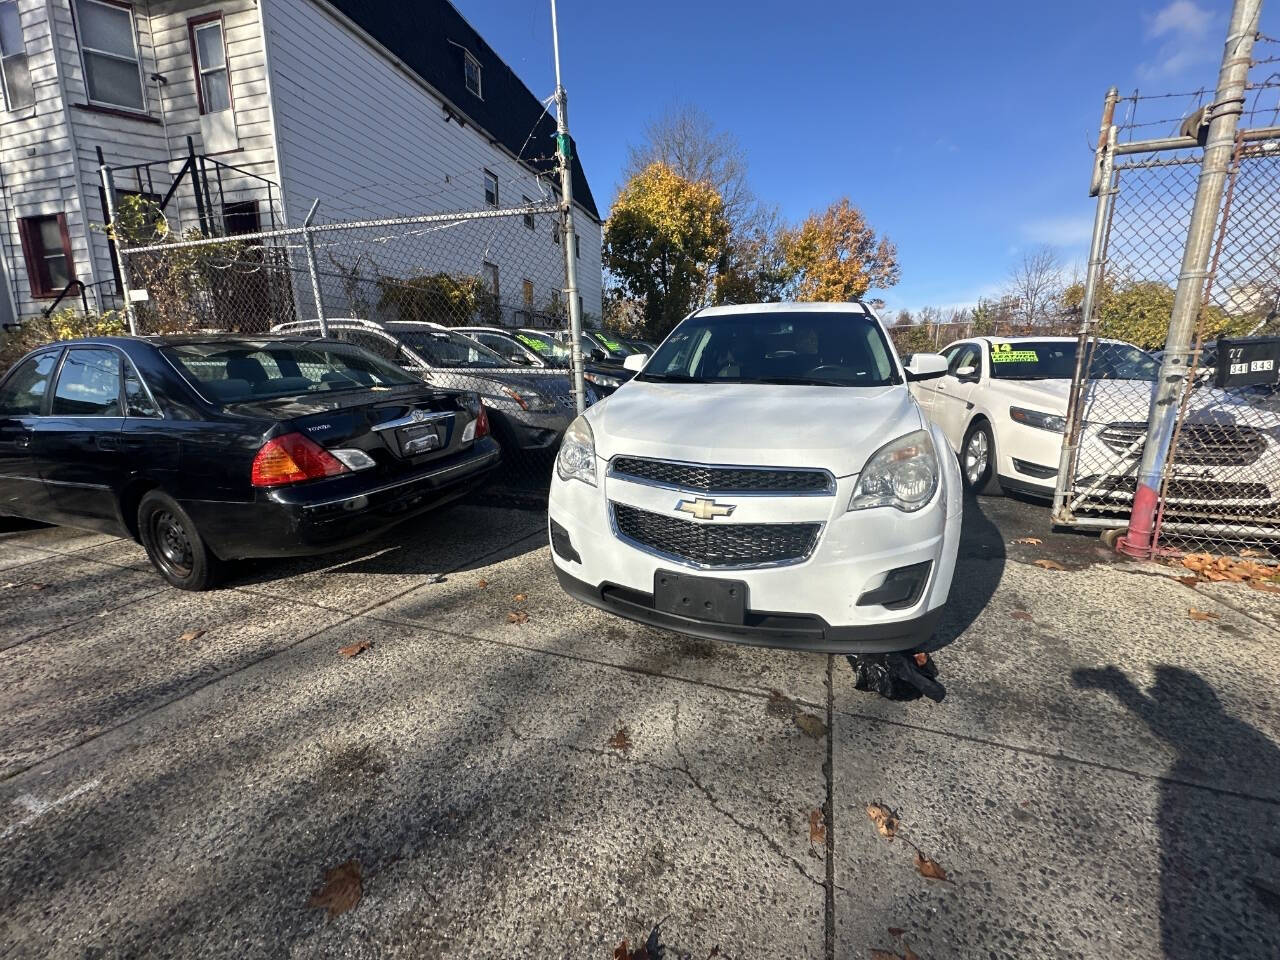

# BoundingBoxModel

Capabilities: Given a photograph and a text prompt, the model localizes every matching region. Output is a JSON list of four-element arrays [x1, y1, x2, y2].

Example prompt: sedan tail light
[[251, 432, 349, 487], [476, 404, 490, 438]]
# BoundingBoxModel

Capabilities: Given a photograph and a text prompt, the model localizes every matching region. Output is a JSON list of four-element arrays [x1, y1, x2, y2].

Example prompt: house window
[[483, 170, 498, 208], [189, 14, 230, 114], [0, 1, 33, 111], [482, 261, 499, 301], [18, 215, 75, 298], [75, 0, 145, 112], [222, 200, 260, 235], [522, 196, 534, 230], [463, 50, 481, 97], [522, 278, 534, 307], [551, 220, 560, 244]]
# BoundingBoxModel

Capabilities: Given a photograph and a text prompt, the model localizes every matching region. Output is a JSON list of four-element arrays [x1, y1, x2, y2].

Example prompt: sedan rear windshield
[[989, 340, 1159, 381], [397, 329, 509, 368], [639, 311, 898, 387], [163, 341, 418, 404]]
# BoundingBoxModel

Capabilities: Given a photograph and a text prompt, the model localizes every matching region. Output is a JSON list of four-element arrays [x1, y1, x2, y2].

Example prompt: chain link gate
[[110, 196, 588, 500], [1054, 123, 1280, 555]]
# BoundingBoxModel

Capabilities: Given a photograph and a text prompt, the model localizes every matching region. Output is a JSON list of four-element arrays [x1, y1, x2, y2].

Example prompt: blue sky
[[456, 0, 1280, 315]]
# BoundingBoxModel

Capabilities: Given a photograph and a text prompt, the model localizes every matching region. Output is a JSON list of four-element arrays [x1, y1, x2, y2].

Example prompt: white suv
[[548, 302, 962, 653]]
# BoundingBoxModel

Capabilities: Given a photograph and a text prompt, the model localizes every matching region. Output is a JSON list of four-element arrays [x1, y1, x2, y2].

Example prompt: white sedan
[[548, 302, 962, 654]]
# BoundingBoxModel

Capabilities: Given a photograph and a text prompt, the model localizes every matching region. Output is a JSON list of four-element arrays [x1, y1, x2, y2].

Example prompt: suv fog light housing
[[555, 415, 597, 486], [848, 430, 939, 513], [1010, 406, 1066, 432]]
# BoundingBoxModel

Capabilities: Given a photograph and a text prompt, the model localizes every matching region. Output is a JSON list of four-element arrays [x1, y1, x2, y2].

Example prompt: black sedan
[[0, 335, 500, 589]]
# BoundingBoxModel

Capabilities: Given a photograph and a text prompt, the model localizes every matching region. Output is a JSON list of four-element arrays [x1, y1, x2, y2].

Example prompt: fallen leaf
[[1033, 559, 1065, 571], [1010, 610, 1034, 622], [607, 726, 632, 752], [1249, 579, 1280, 594], [903, 946, 921, 960], [866, 802, 899, 840], [1, 582, 16, 589], [1177, 575, 1200, 586], [914, 850, 950, 882], [1188, 608, 1219, 622], [507, 610, 529, 624], [308, 859, 362, 916], [338, 641, 372, 658], [913, 653, 928, 667], [809, 808, 826, 847], [513, 593, 528, 603], [614, 925, 664, 960], [706, 949, 721, 960], [1011, 537, 1042, 545], [793, 712, 827, 739], [178, 629, 206, 643], [1241, 548, 1264, 558], [477, 578, 489, 589]]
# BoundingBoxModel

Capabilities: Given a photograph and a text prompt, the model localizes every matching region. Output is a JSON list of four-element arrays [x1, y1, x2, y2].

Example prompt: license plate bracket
[[397, 423, 442, 456], [653, 570, 747, 625]]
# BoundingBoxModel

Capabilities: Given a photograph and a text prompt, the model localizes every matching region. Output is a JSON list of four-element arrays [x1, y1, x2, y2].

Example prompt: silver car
[[272, 319, 594, 452]]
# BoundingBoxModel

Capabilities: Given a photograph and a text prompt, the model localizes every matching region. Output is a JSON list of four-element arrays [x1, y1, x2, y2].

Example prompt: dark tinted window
[[395, 329, 508, 368], [948, 343, 981, 378], [988, 340, 1158, 381], [514, 331, 571, 362], [123, 359, 159, 417], [163, 341, 417, 403], [51, 348, 122, 416], [0, 350, 58, 415], [641, 310, 898, 387]]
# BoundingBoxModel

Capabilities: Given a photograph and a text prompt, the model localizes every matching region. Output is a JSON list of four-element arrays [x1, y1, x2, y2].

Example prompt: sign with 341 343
[[1214, 335, 1280, 389]]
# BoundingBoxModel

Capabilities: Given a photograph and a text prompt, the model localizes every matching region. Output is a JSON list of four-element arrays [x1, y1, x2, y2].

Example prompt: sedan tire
[[961, 420, 1003, 496], [138, 490, 221, 591]]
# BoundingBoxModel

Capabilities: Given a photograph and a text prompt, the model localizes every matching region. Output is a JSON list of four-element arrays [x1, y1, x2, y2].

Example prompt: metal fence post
[[1116, 0, 1261, 558], [301, 199, 327, 337], [1053, 90, 1118, 524], [100, 165, 138, 335], [551, 0, 587, 416]]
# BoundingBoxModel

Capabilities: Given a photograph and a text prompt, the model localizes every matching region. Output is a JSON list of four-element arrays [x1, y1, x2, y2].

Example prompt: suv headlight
[[556, 415, 597, 486], [1010, 406, 1066, 432], [848, 430, 939, 513], [494, 386, 554, 413], [585, 370, 621, 389]]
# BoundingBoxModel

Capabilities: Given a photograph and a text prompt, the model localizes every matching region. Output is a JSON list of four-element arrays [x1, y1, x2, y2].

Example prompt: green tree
[[778, 198, 899, 303], [603, 162, 730, 338]]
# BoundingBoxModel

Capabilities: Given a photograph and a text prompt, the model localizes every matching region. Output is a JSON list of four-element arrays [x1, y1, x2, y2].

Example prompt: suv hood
[[586, 381, 924, 477]]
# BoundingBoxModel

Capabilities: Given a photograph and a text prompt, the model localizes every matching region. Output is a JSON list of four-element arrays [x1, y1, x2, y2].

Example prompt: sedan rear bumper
[[184, 438, 501, 560]]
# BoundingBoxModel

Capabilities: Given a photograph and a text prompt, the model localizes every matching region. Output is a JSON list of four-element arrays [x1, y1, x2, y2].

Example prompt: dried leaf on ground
[[338, 641, 372, 658], [914, 850, 951, 882], [1249, 579, 1280, 594], [178, 629, 206, 643], [887, 927, 906, 938], [1177, 575, 1200, 586], [1033, 558, 1065, 571], [809, 808, 826, 847], [866, 802, 899, 840], [903, 946, 920, 960], [1241, 548, 1265, 558], [1010, 610, 1034, 622], [513, 593, 527, 603], [614, 924, 664, 960], [869, 950, 901, 960], [607, 726, 632, 752], [913, 653, 929, 667], [477, 578, 489, 589], [1188, 608, 1219, 622], [793, 712, 827, 739], [506, 610, 529, 624], [1011, 537, 1042, 545], [308, 859, 362, 916]]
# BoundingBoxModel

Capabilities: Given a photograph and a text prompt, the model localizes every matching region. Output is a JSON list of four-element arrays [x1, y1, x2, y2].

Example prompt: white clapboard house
[[0, 0, 602, 329]]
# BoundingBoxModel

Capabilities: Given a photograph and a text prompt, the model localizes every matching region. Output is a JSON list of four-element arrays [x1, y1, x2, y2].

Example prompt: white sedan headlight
[[556, 415, 597, 486], [848, 430, 939, 513]]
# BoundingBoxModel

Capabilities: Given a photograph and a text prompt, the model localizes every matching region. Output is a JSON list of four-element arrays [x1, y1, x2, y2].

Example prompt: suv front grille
[[1099, 422, 1267, 466], [610, 456, 832, 494], [611, 502, 821, 568]]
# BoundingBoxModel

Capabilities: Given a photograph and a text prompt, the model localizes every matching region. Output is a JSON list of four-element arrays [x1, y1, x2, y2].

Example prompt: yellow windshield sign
[[991, 344, 1038, 363]]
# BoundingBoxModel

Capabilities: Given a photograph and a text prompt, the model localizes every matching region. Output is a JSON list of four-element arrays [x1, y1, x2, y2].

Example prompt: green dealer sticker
[[991, 348, 1038, 363], [515, 334, 548, 353]]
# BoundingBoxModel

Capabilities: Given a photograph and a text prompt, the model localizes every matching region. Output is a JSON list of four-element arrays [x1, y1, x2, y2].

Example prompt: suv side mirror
[[954, 364, 979, 381], [622, 352, 646, 373], [905, 353, 948, 381]]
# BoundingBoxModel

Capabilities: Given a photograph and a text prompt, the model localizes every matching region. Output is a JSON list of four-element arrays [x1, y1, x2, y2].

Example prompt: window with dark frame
[[463, 50, 481, 97], [483, 170, 498, 208], [189, 13, 230, 114], [18, 214, 75, 298], [522, 196, 534, 230], [222, 200, 260, 235], [74, 0, 146, 112], [0, 0, 33, 111]]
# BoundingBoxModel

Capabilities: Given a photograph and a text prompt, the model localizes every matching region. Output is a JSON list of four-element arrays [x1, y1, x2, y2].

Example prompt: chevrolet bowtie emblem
[[676, 498, 736, 520]]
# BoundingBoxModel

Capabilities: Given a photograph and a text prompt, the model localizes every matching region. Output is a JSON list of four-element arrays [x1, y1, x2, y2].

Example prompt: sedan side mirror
[[955, 364, 979, 381], [905, 353, 948, 381], [589, 349, 607, 362], [622, 352, 647, 373]]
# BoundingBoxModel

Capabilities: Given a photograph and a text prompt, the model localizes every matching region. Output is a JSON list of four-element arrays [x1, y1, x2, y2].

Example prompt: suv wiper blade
[[637, 373, 710, 383], [753, 377, 848, 386]]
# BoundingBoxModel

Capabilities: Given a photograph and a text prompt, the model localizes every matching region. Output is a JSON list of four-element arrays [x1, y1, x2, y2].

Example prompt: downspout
[[256, 0, 290, 227]]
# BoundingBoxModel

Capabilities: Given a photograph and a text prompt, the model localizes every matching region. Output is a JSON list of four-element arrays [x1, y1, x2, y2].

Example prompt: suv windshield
[[163, 340, 417, 403], [514, 330, 572, 363], [988, 340, 1159, 381], [396, 329, 508, 368], [639, 310, 898, 387]]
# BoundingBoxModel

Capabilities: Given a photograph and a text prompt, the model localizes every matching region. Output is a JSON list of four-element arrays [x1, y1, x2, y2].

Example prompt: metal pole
[[301, 199, 327, 337], [1053, 89, 1118, 524], [100, 165, 138, 335], [187, 136, 209, 235], [1116, 0, 1262, 559], [550, 0, 587, 416]]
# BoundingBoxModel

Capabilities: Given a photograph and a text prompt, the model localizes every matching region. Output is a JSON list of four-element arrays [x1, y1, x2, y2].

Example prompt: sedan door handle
[[96, 435, 121, 451]]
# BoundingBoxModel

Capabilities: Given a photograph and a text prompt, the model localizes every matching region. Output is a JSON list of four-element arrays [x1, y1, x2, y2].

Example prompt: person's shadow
[[1073, 665, 1280, 957]]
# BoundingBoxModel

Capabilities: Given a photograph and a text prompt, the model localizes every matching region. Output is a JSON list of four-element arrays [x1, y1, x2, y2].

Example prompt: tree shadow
[[1072, 665, 1280, 957]]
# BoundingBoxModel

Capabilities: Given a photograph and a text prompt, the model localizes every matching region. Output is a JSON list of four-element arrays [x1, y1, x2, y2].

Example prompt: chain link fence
[[114, 200, 588, 499], [887, 318, 1078, 356], [1055, 134, 1280, 555]]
